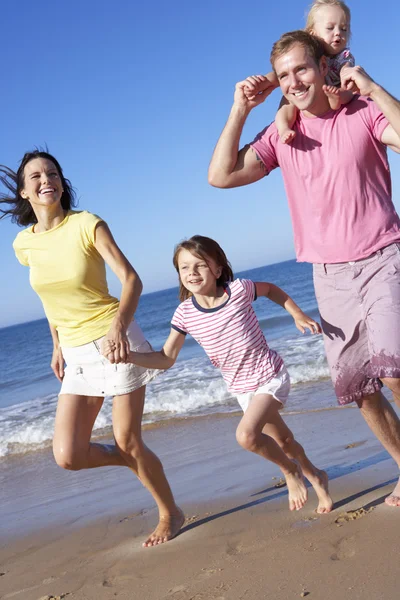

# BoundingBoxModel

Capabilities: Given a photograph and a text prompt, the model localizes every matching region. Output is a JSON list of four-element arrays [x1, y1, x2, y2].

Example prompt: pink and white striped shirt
[[171, 279, 283, 394]]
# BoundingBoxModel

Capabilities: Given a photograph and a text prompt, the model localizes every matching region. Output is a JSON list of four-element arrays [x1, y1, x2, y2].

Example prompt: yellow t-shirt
[[13, 210, 120, 347]]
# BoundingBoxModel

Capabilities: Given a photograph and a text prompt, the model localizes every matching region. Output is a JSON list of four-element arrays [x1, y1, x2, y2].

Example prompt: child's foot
[[323, 85, 341, 110], [285, 463, 308, 511], [307, 469, 333, 514], [142, 507, 185, 547], [279, 129, 296, 144]]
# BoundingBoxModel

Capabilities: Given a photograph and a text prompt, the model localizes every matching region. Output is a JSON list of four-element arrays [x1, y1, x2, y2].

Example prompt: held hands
[[235, 75, 278, 110], [340, 65, 378, 97], [51, 346, 65, 382], [101, 325, 130, 364], [293, 311, 322, 335]]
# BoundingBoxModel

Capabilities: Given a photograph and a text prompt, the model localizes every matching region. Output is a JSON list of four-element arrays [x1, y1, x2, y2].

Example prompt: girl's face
[[311, 6, 349, 56], [177, 248, 222, 296], [20, 158, 63, 210]]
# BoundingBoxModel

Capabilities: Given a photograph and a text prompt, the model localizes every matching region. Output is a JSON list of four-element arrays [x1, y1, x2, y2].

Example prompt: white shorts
[[235, 365, 290, 413], [59, 320, 159, 397]]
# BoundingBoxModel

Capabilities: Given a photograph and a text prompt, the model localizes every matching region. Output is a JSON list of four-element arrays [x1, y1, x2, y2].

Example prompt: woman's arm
[[48, 321, 65, 382], [255, 282, 321, 334], [94, 222, 143, 363], [103, 327, 186, 369]]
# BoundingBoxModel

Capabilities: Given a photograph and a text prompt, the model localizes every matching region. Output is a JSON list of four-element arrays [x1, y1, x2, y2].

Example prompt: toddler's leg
[[262, 412, 333, 514], [275, 101, 298, 144], [323, 85, 353, 110], [236, 394, 307, 511]]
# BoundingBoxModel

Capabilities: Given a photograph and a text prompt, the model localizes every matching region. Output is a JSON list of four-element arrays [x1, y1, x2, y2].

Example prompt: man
[[208, 30, 400, 506]]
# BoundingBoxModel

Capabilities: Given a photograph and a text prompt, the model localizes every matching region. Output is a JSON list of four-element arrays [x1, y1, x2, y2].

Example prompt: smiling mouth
[[39, 187, 56, 195], [292, 88, 309, 98]]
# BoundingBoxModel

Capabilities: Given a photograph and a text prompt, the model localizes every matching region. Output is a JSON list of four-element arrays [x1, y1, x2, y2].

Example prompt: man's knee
[[381, 377, 400, 397]]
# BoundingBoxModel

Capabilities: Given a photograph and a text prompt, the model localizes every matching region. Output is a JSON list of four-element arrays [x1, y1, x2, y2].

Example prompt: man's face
[[274, 43, 328, 115]]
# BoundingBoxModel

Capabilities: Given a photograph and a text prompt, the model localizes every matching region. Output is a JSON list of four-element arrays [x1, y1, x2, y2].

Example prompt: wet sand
[[1, 405, 399, 600]]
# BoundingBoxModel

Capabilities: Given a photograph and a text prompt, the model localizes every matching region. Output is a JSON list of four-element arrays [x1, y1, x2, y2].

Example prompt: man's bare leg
[[262, 412, 333, 513], [357, 390, 400, 507], [236, 394, 308, 511]]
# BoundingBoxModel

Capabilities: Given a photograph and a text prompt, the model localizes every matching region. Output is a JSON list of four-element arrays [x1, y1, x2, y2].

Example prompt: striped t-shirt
[[171, 278, 283, 394]]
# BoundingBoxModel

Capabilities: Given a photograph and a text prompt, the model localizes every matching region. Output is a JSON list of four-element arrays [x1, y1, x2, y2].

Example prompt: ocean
[[0, 259, 335, 462]]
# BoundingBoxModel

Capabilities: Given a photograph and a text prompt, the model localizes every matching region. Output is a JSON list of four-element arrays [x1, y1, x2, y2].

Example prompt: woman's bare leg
[[262, 411, 333, 514], [236, 394, 307, 511], [53, 394, 127, 469], [112, 386, 184, 547]]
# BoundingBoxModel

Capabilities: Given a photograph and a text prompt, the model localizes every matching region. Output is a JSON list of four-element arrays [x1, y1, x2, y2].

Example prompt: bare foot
[[307, 469, 333, 514], [385, 478, 400, 507], [285, 463, 308, 511], [279, 129, 296, 144], [142, 508, 185, 547], [323, 84, 341, 110]]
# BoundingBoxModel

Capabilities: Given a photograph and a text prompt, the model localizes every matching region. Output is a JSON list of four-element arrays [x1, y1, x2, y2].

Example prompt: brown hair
[[172, 235, 234, 302], [305, 0, 351, 37], [270, 30, 326, 71]]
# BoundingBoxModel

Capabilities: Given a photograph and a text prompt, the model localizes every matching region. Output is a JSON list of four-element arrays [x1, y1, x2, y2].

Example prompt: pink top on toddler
[[326, 48, 355, 87]]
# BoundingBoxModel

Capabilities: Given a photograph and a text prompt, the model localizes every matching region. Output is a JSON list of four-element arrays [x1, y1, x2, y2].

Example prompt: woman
[[0, 150, 184, 547]]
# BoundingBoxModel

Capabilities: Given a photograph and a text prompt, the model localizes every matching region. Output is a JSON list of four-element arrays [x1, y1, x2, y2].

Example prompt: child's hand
[[243, 74, 278, 101], [293, 311, 322, 335]]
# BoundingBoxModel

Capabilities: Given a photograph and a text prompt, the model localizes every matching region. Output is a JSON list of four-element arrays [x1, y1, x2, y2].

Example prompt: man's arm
[[208, 75, 277, 189], [341, 65, 400, 152]]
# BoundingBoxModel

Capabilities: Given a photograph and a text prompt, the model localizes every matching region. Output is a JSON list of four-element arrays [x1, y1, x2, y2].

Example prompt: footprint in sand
[[330, 535, 357, 561], [334, 507, 374, 524]]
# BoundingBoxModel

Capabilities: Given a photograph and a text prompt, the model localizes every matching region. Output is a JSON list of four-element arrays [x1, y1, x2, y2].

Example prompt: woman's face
[[21, 158, 64, 210]]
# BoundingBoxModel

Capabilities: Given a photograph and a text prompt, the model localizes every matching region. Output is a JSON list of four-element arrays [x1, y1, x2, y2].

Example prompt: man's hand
[[340, 65, 379, 97], [234, 75, 277, 111], [51, 346, 65, 382]]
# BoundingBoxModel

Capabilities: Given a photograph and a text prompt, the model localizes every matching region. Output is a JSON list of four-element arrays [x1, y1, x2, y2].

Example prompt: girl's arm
[[103, 327, 186, 369], [48, 321, 65, 382], [94, 222, 143, 363], [255, 282, 321, 334]]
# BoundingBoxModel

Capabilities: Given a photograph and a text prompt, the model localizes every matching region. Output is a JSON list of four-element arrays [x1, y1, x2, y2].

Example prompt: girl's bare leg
[[262, 412, 333, 514], [53, 394, 127, 469], [236, 394, 307, 511], [112, 386, 184, 547]]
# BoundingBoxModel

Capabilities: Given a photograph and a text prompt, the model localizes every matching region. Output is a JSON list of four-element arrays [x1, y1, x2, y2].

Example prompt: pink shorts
[[313, 243, 400, 405]]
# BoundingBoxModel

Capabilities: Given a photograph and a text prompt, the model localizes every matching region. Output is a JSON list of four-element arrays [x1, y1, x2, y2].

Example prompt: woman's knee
[[277, 434, 296, 455], [114, 431, 143, 458], [53, 443, 85, 471], [236, 427, 258, 451]]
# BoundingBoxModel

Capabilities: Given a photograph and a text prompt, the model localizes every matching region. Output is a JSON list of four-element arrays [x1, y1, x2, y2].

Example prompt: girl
[[104, 236, 333, 514], [246, 0, 355, 143], [0, 150, 183, 547]]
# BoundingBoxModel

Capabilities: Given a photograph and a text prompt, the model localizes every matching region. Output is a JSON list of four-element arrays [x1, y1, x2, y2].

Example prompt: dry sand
[[1, 406, 399, 600]]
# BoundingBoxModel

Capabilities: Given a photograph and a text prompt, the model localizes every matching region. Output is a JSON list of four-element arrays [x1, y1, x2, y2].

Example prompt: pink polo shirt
[[251, 97, 400, 263]]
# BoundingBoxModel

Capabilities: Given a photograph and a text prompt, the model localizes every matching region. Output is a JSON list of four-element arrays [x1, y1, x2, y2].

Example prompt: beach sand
[[1, 404, 399, 600]]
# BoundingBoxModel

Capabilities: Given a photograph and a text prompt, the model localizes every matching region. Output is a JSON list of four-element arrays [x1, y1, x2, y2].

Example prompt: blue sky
[[1, 0, 400, 327]]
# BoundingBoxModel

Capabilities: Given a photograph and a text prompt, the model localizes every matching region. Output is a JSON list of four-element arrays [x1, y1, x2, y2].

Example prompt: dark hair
[[0, 149, 76, 226], [270, 30, 326, 71], [172, 235, 234, 302]]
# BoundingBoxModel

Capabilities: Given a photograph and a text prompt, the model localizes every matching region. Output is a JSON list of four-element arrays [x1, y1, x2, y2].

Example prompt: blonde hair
[[305, 0, 351, 37]]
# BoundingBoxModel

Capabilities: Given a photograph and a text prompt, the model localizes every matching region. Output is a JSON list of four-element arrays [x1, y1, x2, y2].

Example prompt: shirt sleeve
[[171, 304, 188, 335], [12, 234, 29, 266], [249, 123, 279, 175], [240, 279, 257, 303], [80, 211, 104, 247], [364, 98, 390, 142]]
